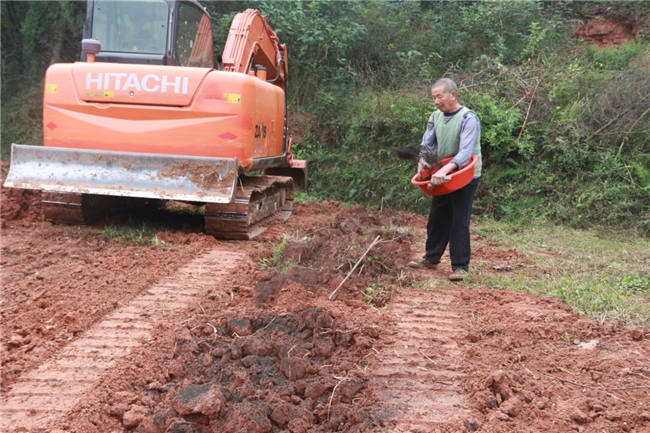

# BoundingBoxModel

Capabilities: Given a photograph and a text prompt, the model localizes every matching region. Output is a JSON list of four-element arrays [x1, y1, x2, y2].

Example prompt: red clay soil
[[2, 171, 649, 432], [0, 168, 219, 391], [461, 288, 650, 433], [573, 19, 636, 46]]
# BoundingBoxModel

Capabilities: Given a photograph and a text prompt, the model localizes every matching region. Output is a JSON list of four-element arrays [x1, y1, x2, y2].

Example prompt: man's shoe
[[407, 258, 437, 269], [449, 269, 468, 281]]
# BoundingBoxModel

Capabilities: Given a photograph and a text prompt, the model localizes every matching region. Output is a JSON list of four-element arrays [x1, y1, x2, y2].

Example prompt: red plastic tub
[[411, 154, 477, 196]]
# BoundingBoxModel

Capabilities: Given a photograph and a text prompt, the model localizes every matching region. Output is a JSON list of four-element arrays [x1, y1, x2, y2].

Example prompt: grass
[[96, 200, 205, 245], [99, 224, 164, 246], [470, 217, 650, 325]]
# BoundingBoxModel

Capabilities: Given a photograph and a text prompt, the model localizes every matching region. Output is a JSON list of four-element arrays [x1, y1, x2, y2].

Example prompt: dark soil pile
[[116, 308, 382, 433]]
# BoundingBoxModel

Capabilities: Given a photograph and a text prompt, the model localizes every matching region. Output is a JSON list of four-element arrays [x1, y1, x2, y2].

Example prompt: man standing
[[408, 78, 482, 281]]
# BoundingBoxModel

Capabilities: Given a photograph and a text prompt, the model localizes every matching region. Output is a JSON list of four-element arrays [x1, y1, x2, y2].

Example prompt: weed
[[363, 285, 389, 307], [65, 226, 85, 239], [260, 236, 293, 273]]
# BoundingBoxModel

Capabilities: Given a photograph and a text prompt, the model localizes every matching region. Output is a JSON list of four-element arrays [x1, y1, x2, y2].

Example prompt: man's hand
[[417, 158, 430, 180], [427, 162, 457, 188], [428, 170, 451, 187]]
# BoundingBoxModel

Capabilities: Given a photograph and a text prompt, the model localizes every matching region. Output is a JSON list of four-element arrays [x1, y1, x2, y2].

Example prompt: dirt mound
[[461, 288, 650, 433], [0, 161, 43, 228], [257, 205, 415, 307], [5, 197, 646, 433]]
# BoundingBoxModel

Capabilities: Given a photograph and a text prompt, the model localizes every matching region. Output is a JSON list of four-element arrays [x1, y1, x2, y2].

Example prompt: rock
[[577, 339, 599, 350], [500, 396, 522, 417], [287, 417, 310, 433], [337, 377, 365, 403], [229, 342, 243, 360], [629, 326, 645, 341], [165, 418, 194, 433], [167, 359, 186, 378], [108, 401, 130, 417], [172, 382, 224, 417], [570, 408, 592, 424], [227, 318, 252, 336], [147, 381, 165, 391], [135, 413, 168, 433], [242, 336, 274, 356], [464, 418, 479, 431], [280, 357, 307, 380], [217, 402, 272, 433], [123, 404, 148, 428], [7, 335, 24, 348], [304, 380, 328, 399], [312, 335, 335, 357], [299, 309, 333, 331]]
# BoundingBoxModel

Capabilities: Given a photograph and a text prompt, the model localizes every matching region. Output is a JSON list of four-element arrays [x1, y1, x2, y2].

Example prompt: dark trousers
[[425, 177, 480, 271]]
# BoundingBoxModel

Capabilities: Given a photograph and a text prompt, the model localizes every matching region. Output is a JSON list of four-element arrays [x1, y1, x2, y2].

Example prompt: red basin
[[411, 154, 477, 196]]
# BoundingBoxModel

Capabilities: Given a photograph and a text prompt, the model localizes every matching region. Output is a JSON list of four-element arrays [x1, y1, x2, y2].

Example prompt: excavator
[[3, 0, 307, 239]]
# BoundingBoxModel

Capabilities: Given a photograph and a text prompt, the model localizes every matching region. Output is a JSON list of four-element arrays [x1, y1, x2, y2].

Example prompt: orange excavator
[[3, 0, 307, 239]]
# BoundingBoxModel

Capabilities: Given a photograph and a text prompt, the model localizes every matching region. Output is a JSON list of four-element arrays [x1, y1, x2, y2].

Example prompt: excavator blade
[[4, 144, 238, 203]]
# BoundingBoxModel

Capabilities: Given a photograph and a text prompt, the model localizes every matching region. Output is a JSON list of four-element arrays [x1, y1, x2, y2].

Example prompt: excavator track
[[204, 175, 293, 240], [42, 193, 161, 225], [42, 192, 100, 225]]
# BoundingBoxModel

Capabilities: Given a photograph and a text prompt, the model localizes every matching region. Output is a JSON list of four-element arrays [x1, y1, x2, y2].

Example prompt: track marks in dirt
[[0, 247, 244, 433], [373, 287, 469, 432]]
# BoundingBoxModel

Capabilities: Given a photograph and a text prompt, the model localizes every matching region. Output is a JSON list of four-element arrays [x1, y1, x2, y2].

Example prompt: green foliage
[[299, 90, 433, 213], [1, 1, 85, 157], [585, 41, 646, 70]]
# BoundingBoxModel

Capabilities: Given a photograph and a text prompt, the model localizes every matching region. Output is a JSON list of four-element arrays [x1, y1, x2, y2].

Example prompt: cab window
[[92, 0, 168, 54]]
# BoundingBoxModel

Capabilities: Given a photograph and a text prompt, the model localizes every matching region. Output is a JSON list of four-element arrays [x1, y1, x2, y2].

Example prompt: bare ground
[[1, 175, 648, 433]]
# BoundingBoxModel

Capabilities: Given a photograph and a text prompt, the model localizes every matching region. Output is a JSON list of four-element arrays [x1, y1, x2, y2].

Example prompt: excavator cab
[[83, 0, 214, 67]]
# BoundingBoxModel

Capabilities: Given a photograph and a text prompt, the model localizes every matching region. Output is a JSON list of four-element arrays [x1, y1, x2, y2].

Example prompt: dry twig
[[329, 235, 381, 300], [327, 376, 349, 421]]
